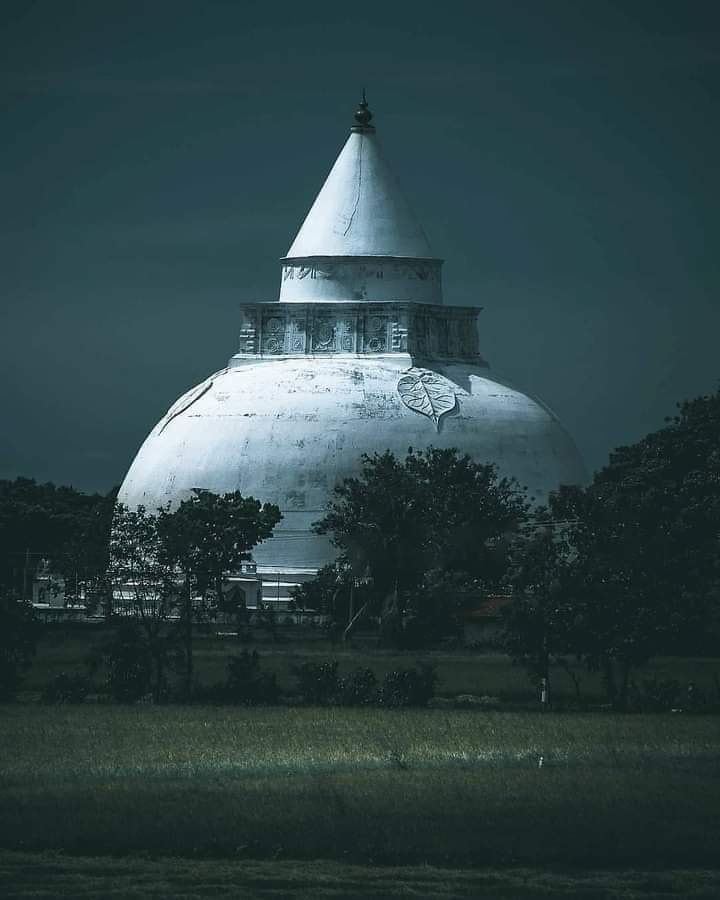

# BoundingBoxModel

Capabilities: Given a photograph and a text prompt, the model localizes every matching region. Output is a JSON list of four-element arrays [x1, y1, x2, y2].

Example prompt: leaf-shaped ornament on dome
[[397, 368, 457, 430], [157, 370, 226, 435]]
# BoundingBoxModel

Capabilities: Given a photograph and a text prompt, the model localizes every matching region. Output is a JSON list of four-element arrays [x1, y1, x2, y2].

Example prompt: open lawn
[[5, 644, 720, 896], [1, 705, 719, 868]]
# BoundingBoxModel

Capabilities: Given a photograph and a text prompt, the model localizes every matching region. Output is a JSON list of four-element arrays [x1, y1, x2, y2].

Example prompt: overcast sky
[[1, 0, 718, 493]]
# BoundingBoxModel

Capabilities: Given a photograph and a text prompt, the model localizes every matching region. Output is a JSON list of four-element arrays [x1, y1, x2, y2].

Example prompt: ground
[[1, 704, 720, 897], [2, 634, 720, 897], [4, 853, 720, 899]]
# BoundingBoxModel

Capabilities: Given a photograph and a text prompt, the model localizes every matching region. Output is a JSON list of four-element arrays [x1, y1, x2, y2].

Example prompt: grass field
[[2, 706, 719, 868], [5, 638, 720, 896]]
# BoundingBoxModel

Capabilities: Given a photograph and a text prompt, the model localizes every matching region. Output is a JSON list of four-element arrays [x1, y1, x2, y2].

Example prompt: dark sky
[[2, 0, 718, 493]]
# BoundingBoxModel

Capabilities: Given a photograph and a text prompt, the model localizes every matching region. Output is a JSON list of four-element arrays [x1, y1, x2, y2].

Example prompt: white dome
[[118, 97, 586, 572], [118, 357, 585, 570]]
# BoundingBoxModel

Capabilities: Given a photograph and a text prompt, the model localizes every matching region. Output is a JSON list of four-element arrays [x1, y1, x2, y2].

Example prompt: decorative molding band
[[232, 301, 485, 364], [278, 257, 444, 304]]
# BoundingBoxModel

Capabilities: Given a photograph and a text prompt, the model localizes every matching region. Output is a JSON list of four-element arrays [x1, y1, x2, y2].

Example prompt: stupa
[[118, 95, 586, 578]]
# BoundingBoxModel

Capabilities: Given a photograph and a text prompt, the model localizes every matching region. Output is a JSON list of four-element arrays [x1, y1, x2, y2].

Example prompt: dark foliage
[[156, 489, 281, 693], [293, 659, 341, 704], [224, 650, 278, 705], [108, 504, 181, 701], [627, 677, 683, 712], [338, 666, 378, 705], [289, 563, 345, 614], [0, 596, 39, 700], [501, 513, 576, 701], [378, 662, 438, 707], [104, 622, 153, 703], [503, 388, 720, 710], [156, 489, 282, 600], [557, 389, 719, 708], [0, 477, 116, 603], [41, 671, 90, 704], [315, 447, 527, 644]]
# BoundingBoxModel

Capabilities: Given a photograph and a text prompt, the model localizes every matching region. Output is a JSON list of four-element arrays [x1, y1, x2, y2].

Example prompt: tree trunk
[[153, 648, 165, 704], [558, 658, 582, 703], [184, 578, 193, 697], [377, 583, 401, 646], [602, 657, 631, 710], [140, 618, 165, 704], [343, 600, 369, 642], [540, 639, 550, 710], [602, 656, 618, 707], [617, 659, 631, 712]]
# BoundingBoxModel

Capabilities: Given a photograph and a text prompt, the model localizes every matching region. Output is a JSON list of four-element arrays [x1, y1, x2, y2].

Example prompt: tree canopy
[[155, 489, 281, 692], [314, 447, 528, 644], [105, 491, 282, 698], [0, 593, 38, 700], [156, 489, 282, 597], [503, 387, 720, 708], [0, 477, 116, 600]]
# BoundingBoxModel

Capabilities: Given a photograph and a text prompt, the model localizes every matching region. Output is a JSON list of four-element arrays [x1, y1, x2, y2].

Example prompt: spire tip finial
[[352, 90, 375, 132]]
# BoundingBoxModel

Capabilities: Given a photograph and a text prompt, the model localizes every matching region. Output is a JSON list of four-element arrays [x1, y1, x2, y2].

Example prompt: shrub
[[293, 659, 340, 704], [0, 597, 38, 701], [225, 650, 278, 705], [106, 622, 152, 703], [339, 667, 378, 706], [42, 671, 90, 704], [629, 678, 688, 712], [378, 662, 438, 708]]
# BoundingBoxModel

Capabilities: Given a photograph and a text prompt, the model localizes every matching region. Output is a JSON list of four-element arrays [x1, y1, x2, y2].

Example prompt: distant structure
[[118, 95, 585, 595]]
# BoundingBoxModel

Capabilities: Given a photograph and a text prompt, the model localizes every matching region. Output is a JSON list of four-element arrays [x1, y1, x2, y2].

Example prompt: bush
[[42, 671, 90, 704], [378, 662, 438, 708], [106, 622, 152, 703], [629, 677, 708, 713], [293, 659, 340, 704], [339, 667, 378, 706], [0, 597, 38, 701], [225, 650, 278, 705]]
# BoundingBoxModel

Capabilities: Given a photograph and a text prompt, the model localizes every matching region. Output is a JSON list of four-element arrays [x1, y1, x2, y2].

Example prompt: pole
[[22, 548, 30, 602]]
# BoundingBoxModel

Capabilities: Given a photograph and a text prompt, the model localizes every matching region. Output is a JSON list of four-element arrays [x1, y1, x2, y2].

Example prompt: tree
[[547, 389, 720, 709], [0, 594, 39, 700], [314, 448, 528, 645], [0, 477, 116, 604], [103, 620, 154, 703], [501, 508, 578, 704], [105, 504, 181, 701], [289, 563, 345, 614], [156, 490, 281, 693]]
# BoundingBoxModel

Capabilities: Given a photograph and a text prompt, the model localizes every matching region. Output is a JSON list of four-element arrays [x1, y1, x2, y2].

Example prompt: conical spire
[[279, 95, 443, 303], [284, 95, 435, 260]]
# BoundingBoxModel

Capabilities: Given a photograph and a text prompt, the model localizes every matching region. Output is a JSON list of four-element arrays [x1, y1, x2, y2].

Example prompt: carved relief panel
[[311, 316, 336, 353], [262, 314, 286, 355], [337, 317, 356, 352], [288, 315, 307, 353], [362, 314, 389, 353]]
